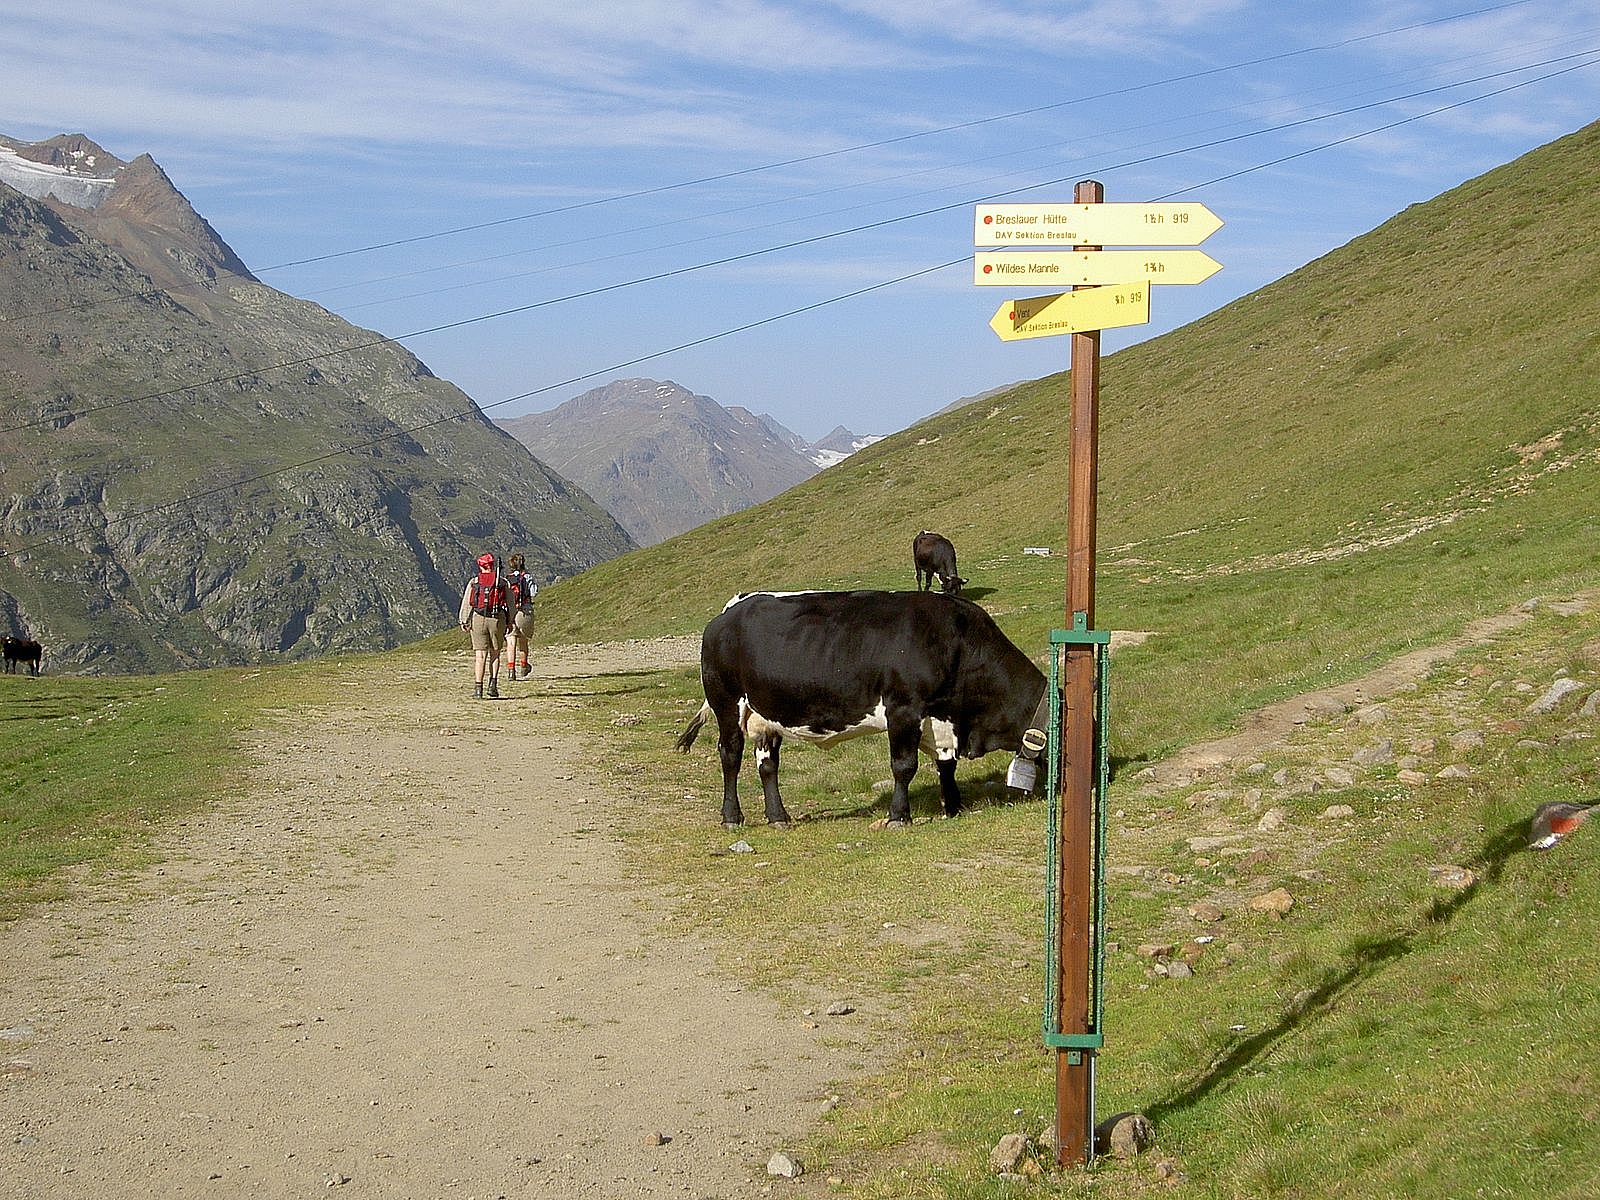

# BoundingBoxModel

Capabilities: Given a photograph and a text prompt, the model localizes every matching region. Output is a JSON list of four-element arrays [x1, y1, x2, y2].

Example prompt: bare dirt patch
[[0, 638, 878, 1199]]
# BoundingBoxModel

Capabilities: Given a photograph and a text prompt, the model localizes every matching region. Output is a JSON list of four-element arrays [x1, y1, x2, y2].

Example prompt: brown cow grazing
[[913, 530, 967, 594], [2, 636, 42, 676]]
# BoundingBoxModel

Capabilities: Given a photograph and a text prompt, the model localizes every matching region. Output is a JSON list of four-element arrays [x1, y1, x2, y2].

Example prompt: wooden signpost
[[976, 182, 1221, 1168]]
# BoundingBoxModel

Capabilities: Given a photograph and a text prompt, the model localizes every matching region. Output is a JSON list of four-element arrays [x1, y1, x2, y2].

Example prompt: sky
[[4, 0, 1599, 441]]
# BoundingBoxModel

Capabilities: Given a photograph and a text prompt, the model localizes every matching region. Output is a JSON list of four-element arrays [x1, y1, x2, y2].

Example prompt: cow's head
[[941, 574, 968, 595]]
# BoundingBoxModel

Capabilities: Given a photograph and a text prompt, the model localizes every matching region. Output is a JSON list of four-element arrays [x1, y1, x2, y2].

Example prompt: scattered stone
[[1187, 900, 1225, 923], [1396, 769, 1429, 787], [728, 840, 755, 854], [1318, 804, 1355, 820], [1094, 1112, 1155, 1159], [645, 1131, 669, 1147], [1187, 833, 1248, 853], [1303, 695, 1349, 720], [1244, 762, 1268, 775], [1435, 764, 1472, 780], [1529, 678, 1587, 715], [767, 1151, 804, 1179], [1256, 807, 1289, 833], [1448, 729, 1485, 752], [1270, 768, 1291, 787], [1242, 786, 1265, 810], [871, 779, 894, 793], [1134, 767, 1158, 784], [325, 1176, 352, 1189], [609, 713, 642, 727], [989, 1133, 1031, 1174], [1429, 864, 1477, 890], [1353, 704, 1391, 726], [1165, 961, 1193, 980], [824, 1001, 855, 1017], [0, 1027, 35, 1042], [1581, 691, 1600, 718], [1516, 739, 1547, 751], [1136, 943, 1176, 959], [1155, 1158, 1182, 1181], [1248, 888, 1295, 916], [1322, 767, 1355, 788]]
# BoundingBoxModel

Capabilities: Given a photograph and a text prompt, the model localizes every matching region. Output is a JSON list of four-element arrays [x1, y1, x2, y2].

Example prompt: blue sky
[[5, 1, 1599, 439]]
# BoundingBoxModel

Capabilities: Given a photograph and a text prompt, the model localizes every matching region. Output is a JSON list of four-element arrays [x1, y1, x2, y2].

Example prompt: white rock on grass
[[767, 1151, 804, 1178], [1528, 678, 1587, 715]]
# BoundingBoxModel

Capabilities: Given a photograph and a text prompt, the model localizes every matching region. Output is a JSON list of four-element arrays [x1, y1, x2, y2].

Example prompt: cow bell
[[1006, 726, 1049, 794]]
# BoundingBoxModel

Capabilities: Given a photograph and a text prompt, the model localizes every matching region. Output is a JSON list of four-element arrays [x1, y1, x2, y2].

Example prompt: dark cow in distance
[[913, 530, 967, 594], [2, 636, 42, 676], [675, 590, 1045, 827]]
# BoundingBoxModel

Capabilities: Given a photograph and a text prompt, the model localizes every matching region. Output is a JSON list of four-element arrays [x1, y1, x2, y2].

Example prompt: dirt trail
[[1, 637, 876, 1200], [1134, 599, 1590, 787]]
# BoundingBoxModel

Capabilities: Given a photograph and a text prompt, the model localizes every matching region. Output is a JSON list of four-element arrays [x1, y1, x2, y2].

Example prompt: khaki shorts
[[468, 613, 506, 654], [509, 609, 534, 640]]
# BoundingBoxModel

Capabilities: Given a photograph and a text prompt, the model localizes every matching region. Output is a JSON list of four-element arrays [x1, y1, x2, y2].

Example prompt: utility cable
[[4, 43, 1594, 439], [3, 54, 1594, 559], [0, 0, 1542, 325]]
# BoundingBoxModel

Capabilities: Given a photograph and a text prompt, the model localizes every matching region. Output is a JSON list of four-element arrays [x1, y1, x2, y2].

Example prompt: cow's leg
[[755, 732, 792, 827], [920, 718, 963, 817], [884, 715, 923, 827], [716, 718, 746, 827]]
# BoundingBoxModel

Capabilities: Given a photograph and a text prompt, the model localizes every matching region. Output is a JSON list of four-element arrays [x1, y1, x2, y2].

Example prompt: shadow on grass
[[795, 765, 1039, 824], [1146, 821, 1527, 1125]]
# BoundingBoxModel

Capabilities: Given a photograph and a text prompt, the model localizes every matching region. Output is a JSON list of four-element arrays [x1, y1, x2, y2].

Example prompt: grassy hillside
[[532, 119, 1600, 764]]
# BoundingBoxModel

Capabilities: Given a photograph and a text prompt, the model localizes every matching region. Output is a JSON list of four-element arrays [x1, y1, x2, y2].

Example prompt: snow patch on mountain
[[0, 144, 119, 210]]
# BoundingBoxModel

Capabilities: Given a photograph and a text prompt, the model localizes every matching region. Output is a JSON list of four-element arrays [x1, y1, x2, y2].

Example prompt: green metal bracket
[[1041, 623, 1111, 1056]]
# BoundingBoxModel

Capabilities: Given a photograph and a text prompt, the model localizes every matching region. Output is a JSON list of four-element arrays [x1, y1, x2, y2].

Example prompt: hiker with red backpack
[[458, 551, 509, 699], [503, 553, 538, 680]]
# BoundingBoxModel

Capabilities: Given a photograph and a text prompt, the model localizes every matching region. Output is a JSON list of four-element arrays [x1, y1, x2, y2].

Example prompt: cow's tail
[[674, 702, 713, 753]]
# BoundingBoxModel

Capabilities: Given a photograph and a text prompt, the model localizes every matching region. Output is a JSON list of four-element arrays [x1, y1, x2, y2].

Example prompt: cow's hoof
[[722, 821, 745, 830], [770, 820, 792, 831], [878, 818, 912, 831]]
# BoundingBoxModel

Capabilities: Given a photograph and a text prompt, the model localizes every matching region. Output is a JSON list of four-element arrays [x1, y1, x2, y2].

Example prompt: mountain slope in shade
[[0, 133, 634, 673], [499, 378, 874, 545]]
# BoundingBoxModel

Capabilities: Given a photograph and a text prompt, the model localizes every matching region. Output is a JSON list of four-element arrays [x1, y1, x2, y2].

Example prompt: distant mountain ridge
[[0, 132, 633, 673], [498, 379, 877, 545]]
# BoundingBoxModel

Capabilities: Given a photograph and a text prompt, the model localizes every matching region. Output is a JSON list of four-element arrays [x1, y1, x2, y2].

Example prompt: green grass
[[0, 660, 336, 918], [541, 598, 1600, 1199]]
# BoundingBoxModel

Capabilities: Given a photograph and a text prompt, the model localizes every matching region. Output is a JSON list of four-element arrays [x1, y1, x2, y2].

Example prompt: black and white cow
[[913, 530, 967, 594], [674, 590, 1046, 827]]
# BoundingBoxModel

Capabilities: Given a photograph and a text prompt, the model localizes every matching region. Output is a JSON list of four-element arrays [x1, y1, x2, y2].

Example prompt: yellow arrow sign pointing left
[[988, 285, 1150, 341]]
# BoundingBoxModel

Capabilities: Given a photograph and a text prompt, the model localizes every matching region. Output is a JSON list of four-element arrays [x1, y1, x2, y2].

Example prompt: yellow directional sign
[[974, 249, 1221, 287], [974, 202, 1222, 247], [988, 285, 1150, 341]]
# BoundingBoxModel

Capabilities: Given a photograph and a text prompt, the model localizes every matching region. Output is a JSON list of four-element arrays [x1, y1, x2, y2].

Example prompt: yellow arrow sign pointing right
[[988, 285, 1150, 341]]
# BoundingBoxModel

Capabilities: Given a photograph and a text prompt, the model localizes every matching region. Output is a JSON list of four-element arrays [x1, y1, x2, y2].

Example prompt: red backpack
[[470, 567, 508, 616]]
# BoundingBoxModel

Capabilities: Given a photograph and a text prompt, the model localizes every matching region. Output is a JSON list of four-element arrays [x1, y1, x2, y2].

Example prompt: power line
[[251, 0, 1537, 272], [4, 43, 1594, 439], [4, 57, 1594, 560], [0, 0, 1542, 326]]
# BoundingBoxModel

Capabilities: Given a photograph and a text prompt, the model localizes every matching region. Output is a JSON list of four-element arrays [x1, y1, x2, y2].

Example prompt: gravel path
[[0, 637, 873, 1199]]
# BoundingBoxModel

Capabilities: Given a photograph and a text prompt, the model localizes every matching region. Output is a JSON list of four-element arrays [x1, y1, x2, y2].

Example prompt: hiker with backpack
[[503, 553, 538, 681], [458, 551, 509, 699]]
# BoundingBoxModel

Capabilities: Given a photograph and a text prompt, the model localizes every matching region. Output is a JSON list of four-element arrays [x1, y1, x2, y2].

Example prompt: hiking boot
[[519, 662, 531, 679], [473, 682, 483, 700], [488, 678, 500, 700]]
